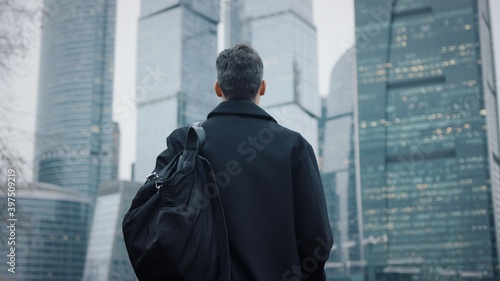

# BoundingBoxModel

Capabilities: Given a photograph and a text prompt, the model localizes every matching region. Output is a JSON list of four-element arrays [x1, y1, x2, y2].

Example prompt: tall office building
[[224, 0, 321, 151], [355, 0, 499, 280], [0, 182, 92, 281], [83, 181, 140, 281], [320, 47, 363, 280], [134, 0, 220, 180], [111, 122, 121, 180], [33, 0, 117, 200], [31, 1, 117, 279]]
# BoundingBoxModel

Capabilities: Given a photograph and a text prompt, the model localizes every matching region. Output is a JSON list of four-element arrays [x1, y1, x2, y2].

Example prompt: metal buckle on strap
[[146, 171, 158, 181], [155, 181, 163, 193]]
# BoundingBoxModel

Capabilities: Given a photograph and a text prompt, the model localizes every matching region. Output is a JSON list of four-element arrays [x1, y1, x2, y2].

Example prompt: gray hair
[[216, 43, 264, 100]]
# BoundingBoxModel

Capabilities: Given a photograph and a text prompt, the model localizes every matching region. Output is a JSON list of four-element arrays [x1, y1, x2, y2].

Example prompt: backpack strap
[[176, 122, 206, 170], [192, 121, 231, 280], [212, 176, 230, 280], [184, 122, 206, 151]]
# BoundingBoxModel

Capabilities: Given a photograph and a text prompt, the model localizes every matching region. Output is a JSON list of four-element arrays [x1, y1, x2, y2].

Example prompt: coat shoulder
[[277, 126, 312, 152]]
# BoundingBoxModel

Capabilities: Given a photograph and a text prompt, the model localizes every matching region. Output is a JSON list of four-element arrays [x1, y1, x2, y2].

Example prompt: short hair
[[216, 43, 264, 100]]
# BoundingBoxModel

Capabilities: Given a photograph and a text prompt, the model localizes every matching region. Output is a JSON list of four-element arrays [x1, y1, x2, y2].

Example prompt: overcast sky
[[6, 0, 500, 181]]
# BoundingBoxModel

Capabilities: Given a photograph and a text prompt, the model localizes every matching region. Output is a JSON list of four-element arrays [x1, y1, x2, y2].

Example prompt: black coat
[[151, 99, 333, 281]]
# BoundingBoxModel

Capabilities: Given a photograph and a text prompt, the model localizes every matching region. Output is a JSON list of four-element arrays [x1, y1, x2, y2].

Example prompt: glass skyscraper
[[33, 0, 118, 201], [224, 0, 321, 151], [134, 0, 220, 180], [31, 1, 118, 279], [0, 182, 92, 281], [320, 47, 364, 280], [83, 181, 140, 281], [355, 0, 499, 280]]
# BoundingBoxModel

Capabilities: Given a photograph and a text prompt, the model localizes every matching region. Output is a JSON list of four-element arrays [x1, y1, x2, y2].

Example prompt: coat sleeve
[[292, 139, 333, 281]]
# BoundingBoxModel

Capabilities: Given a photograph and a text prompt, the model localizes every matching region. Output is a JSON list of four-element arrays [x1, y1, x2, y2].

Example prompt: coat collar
[[207, 99, 277, 123]]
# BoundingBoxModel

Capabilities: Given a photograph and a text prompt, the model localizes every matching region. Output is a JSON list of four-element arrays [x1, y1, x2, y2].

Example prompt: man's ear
[[259, 80, 266, 96], [214, 81, 224, 98]]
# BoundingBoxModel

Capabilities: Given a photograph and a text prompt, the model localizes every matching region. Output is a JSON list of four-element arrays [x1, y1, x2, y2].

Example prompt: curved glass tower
[[33, 0, 117, 200], [0, 182, 92, 281], [321, 47, 364, 280], [83, 181, 139, 281]]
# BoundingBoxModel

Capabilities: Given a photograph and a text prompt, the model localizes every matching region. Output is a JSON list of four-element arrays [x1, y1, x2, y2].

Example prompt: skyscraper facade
[[320, 47, 364, 280], [224, 0, 321, 151], [111, 122, 121, 180], [83, 181, 140, 281], [0, 182, 92, 281], [355, 0, 499, 280], [134, 0, 220, 180], [33, 0, 117, 200]]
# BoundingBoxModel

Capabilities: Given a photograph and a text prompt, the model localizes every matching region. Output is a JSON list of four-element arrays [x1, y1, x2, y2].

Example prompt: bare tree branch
[[0, 0, 39, 84], [0, 0, 40, 181]]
